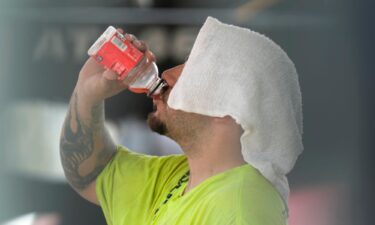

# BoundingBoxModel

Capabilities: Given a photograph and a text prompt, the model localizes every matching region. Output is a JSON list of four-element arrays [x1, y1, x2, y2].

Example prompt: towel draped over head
[[167, 17, 303, 211]]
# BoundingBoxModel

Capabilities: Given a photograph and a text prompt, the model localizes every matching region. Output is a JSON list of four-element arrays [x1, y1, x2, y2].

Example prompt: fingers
[[124, 33, 149, 53], [145, 50, 156, 62], [133, 40, 147, 52], [125, 33, 137, 42], [123, 32, 155, 61]]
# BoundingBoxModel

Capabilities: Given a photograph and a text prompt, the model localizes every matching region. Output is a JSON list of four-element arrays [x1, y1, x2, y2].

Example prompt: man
[[60, 17, 303, 225]]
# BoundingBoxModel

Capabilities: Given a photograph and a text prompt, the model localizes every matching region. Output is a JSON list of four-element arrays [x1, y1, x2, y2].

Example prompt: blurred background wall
[[0, 0, 373, 224]]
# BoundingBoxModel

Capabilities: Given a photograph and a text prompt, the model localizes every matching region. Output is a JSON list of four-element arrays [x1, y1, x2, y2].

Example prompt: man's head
[[147, 64, 212, 145], [155, 17, 303, 207], [147, 64, 243, 149]]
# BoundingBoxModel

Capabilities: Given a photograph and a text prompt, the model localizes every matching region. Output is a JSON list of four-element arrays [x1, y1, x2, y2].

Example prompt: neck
[[180, 126, 247, 195]]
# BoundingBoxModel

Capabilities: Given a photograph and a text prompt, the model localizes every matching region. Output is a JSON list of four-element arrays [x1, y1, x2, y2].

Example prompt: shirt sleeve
[[201, 171, 287, 225], [236, 182, 288, 225], [96, 145, 188, 225]]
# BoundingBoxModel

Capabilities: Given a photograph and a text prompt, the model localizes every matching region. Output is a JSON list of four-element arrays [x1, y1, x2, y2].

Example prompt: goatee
[[147, 112, 167, 135]]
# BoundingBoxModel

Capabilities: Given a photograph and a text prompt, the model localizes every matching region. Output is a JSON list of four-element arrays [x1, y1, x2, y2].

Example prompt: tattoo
[[60, 92, 115, 191]]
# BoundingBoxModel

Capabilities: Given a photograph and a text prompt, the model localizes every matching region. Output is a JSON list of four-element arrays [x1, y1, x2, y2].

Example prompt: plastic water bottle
[[87, 26, 167, 96]]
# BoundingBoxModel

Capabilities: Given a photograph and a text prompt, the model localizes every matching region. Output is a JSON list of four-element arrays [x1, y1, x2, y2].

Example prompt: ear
[[212, 115, 235, 124], [213, 116, 244, 134]]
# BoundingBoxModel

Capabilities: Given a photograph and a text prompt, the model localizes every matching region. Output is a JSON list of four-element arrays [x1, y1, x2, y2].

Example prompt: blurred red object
[[288, 184, 349, 225]]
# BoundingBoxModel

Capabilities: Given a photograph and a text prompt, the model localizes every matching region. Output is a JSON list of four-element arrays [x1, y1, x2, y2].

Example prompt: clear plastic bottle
[[125, 56, 167, 96], [87, 26, 167, 96]]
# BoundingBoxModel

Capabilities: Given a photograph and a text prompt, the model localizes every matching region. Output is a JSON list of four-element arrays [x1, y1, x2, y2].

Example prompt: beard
[[147, 111, 167, 135]]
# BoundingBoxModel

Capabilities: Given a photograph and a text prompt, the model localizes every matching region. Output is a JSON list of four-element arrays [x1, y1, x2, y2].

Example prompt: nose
[[161, 64, 185, 87]]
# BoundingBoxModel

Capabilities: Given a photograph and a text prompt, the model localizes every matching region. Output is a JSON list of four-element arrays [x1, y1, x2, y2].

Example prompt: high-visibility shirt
[[96, 146, 287, 225]]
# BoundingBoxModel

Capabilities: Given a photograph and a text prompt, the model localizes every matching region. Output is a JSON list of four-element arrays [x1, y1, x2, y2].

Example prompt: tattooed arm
[[60, 88, 116, 205], [60, 29, 154, 205]]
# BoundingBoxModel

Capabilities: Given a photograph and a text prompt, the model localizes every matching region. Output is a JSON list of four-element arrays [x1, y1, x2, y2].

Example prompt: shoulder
[[207, 164, 288, 225], [95, 146, 190, 224], [112, 145, 188, 171]]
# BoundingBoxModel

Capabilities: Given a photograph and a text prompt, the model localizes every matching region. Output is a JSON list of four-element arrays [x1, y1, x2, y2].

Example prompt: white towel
[[168, 17, 303, 210]]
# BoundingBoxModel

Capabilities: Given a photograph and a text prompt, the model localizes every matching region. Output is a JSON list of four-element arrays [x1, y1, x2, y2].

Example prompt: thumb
[[102, 69, 119, 80]]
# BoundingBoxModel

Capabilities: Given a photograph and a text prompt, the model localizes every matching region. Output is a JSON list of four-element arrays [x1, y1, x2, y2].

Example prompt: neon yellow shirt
[[96, 146, 287, 225]]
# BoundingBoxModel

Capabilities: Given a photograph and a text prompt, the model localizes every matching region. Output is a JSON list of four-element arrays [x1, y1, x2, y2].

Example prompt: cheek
[[164, 105, 172, 117], [162, 95, 168, 103], [164, 106, 176, 122], [161, 87, 172, 103]]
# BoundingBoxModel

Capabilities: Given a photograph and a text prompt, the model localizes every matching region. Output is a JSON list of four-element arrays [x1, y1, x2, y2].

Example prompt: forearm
[[60, 87, 116, 191]]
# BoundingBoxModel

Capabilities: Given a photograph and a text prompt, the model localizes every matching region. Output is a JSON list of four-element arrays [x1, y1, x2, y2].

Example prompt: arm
[[59, 29, 154, 205], [60, 88, 115, 205]]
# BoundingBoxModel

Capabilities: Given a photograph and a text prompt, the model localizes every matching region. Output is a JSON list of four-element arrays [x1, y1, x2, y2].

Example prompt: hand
[[76, 28, 156, 104]]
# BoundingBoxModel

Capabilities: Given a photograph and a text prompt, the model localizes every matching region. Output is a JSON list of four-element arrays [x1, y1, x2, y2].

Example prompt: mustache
[[160, 85, 170, 102]]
